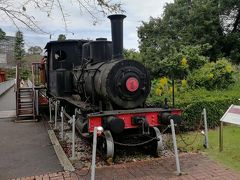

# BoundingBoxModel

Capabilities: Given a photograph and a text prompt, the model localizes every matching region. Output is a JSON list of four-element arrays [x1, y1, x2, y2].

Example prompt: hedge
[[177, 98, 240, 130], [147, 80, 240, 130]]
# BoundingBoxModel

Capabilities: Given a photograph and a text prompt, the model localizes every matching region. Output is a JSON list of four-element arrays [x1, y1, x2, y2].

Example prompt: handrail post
[[60, 106, 64, 140], [54, 100, 58, 129], [31, 64, 35, 119], [170, 119, 181, 175], [71, 115, 76, 160], [35, 90, 39, 116], [203, 108, 209, 148], [219, 121, 223, 152], [49, 98, 53, 122], [91, 126, 103, 180]]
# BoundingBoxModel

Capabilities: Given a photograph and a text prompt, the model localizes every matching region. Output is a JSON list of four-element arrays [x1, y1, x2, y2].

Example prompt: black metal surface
[[159, 112, 182, 125], [108, 14, 126, 60], [82, 42, 91, 64], [89, 38, 112, 63], [103, 116, 125, 134], [88, 108, 177, 117], [46, 40, 88, 97], [78, 59, 151, 109]]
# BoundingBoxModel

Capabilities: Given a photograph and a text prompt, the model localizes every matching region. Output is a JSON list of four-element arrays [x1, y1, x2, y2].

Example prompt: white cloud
[[0, 0, 173, 50]]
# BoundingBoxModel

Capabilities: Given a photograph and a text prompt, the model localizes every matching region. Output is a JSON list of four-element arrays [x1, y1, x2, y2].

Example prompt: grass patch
[[177, 125, 240, 172]]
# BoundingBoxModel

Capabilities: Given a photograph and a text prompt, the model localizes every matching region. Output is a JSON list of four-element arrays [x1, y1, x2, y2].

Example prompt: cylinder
[[108, 14, 126, 60], [89, 38, 112, 63]]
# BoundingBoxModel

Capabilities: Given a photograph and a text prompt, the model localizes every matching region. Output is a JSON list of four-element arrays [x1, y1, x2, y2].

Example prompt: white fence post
[[170, 119, 181, 175], [60, 106, 64, 140], [49, 98, 53, 123], [71, 115, 76, 160], [91, 126, 103, 180], [203, 108, 209, 148], [54, 101, 58, 129]]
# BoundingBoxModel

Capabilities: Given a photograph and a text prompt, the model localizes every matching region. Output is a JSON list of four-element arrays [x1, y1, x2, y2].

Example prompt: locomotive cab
[[45, 40, 88, 97]]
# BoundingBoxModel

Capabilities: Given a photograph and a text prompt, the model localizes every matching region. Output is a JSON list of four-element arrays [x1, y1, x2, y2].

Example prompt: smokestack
[[108, 14, 126, 60]]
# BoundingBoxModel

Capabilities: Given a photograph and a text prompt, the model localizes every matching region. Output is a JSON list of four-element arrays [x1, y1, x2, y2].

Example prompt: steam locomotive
[[44, 14, 181, 160]]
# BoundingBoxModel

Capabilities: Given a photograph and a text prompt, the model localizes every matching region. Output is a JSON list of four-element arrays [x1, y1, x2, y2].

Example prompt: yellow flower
[[159, 77, 168, 86], [181, 57, 188, 67], [208, 73, 214, 79], [169, 86, 177, 94], [225, 64, 232, 73], [155, 88, 162, 96], [181, 79, 187, 87]]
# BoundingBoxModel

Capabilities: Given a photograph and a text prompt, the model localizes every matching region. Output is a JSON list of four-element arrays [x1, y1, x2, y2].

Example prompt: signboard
[[220, 104, 240, 125]]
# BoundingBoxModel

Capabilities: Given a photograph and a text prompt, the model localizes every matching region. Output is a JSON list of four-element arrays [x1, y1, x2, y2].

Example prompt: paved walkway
[[0, 86, 16, 119], [0, 119, 62, 179], [0, 86, 16, 111], [13, 153, 240, 180]]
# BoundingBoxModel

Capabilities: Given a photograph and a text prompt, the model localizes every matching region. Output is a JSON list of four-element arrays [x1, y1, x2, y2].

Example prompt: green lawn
[[177, 125, 240, 172]]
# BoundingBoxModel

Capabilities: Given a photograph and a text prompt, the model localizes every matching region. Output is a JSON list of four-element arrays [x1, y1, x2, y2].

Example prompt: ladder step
[[19, 108, 33, 111], [18, 100, 33, 103], [20, 87, 32, 90], [19, 101, 33, 103], [18, 114, 34, 117], [19, 89, 33, 92], [18, 105, 33, 108], [18, 102, 33, 106], [18, 106, 33, 109], [19, 96, 33, 98], [18, 102, 33, 105], [19, 92, 33, 95]]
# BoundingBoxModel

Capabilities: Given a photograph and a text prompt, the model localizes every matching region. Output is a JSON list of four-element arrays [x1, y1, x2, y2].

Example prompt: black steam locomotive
[[45, 14, 181, 160]]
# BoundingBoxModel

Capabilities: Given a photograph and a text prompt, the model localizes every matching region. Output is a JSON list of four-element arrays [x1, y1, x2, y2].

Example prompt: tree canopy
[[58, 34, 66, 41], [14, 31, 25, 61], [138, 0, 240, 77]]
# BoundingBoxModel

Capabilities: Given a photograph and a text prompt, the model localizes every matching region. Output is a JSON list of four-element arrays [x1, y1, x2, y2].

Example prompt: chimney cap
[[108, 14, 126, 20]]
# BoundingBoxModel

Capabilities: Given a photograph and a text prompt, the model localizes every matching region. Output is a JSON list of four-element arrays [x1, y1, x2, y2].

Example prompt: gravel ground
[[49, 120, 175, 170]]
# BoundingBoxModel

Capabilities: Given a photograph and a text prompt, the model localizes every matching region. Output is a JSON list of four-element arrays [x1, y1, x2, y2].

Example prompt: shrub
[[158, 44, 210, 79], [148, 77, 180, 106], [20, 69, 31, 80], [147, 77, 189, 106], [187, 58, 235, 90], [148, 80, 240, 130], [175, 83, 240, 130], [178, 98, 240, 130]]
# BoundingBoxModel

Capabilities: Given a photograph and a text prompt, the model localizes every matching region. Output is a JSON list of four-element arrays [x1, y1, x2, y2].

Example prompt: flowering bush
[[158, 44, 209, 79], [148, 76, 188, 106], [187, 58, 235, 90]]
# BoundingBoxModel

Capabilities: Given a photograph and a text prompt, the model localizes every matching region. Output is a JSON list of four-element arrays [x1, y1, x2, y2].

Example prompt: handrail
[[15, 63, 20, 117], [31, 64, 35, 118]]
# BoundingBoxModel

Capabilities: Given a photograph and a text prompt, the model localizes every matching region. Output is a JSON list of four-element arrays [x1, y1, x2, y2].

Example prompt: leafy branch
[[0, 0, 124, 33]]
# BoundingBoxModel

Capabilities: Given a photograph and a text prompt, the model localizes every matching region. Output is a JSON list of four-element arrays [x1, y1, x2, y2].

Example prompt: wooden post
[[219, 121, 223, 152]]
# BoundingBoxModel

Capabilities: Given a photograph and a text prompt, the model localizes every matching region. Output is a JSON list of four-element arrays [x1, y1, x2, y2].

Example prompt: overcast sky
[[0, 0, 172, 51]]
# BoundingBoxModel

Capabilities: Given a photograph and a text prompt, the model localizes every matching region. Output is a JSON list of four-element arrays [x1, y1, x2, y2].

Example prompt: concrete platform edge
[[48, 130, 75, 172]]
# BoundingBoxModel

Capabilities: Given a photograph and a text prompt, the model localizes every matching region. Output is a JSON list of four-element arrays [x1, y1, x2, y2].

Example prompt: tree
[[123, 49, 142, 62], [138, 0, 240, 77], [0, 0, 123, 32], [14, 31, 25, 62], [58, 34, 66, 41], [0, 28, 5, 40], [27, 46, 43, 54]]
